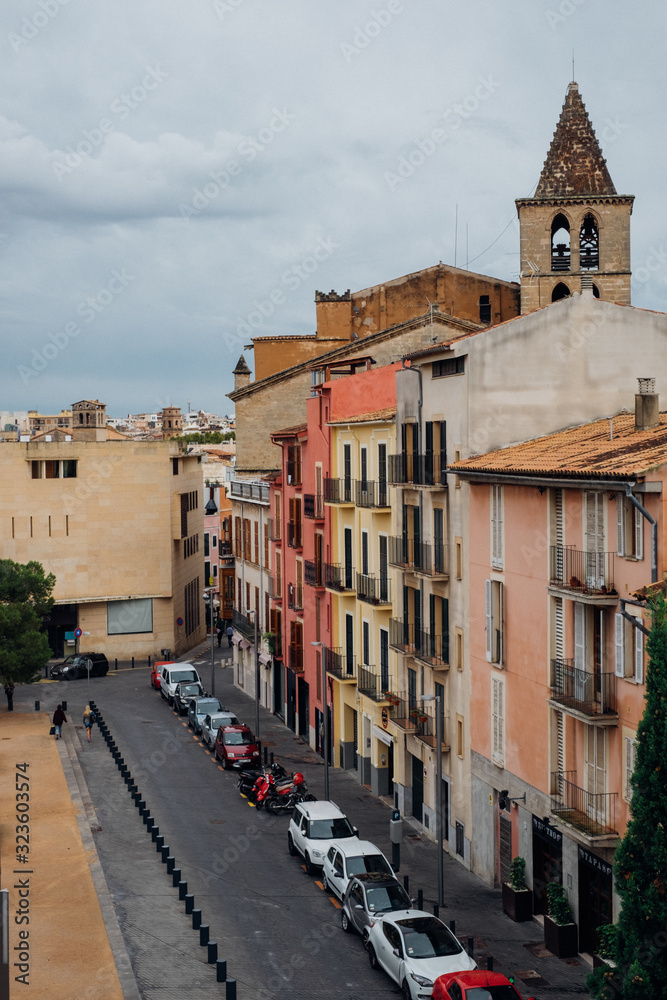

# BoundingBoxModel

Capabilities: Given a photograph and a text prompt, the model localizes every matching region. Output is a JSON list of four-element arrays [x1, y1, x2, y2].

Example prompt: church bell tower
[[516, 82, 634, 313]]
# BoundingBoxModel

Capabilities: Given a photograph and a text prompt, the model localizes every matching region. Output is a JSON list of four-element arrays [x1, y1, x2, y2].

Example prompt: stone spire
[[535, 82, 617, 198], [233, 354, 251, 391]]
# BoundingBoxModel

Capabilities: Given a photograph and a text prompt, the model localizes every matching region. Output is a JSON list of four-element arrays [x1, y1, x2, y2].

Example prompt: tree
[[588, 595, 667, 999], [0, 560, 55, 685]]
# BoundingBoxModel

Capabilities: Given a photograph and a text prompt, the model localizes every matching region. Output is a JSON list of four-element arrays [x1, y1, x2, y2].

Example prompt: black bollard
[[434, 904, 439, 918], [208, 941, 218, 965], [148, 655, 151, 668], [62, 701, 68, 712], [270, 752, 274, 765], [131, 656, 135, 669], [115, 658, 118, 670], [216, 959, 227, 983], [263, 746, 268, 765], [225, 978, 236, 999], [160, 845, 169, 863], [145, 816, 154, 832], [172, 868, 181, 887], [155, 835, 164, 851], [403, 874, 409, 894], [34, 701, 40, 712], [417, 889, 423, 910], [151, 826, 160, 842], [178, 881, 187, 900], [450, 919, 456, 936], [192, 909, 201, 930], [487, 956, 494, 971], [167, 857, 175, 874], [185, 894, 194, 915], [199, 925, 209, 947], [467, 937, 474, 959]]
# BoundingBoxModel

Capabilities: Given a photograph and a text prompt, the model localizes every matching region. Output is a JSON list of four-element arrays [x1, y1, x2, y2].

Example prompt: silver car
[[341, 873, 411, 945], [187, 696, 223, 734], [201, 711, 240, 748]]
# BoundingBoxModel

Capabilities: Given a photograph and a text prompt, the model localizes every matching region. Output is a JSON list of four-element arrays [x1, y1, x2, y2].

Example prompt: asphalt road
[[62, 661, 400, 999]]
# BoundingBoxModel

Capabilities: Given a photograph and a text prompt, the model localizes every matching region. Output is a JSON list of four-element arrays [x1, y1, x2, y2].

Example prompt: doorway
[[286, 669, 296, 732], [532, 816, 563, 914], [297, 677, 309, 741], [273, 661, 284, 718], [411, 754, 423, 821], [578, 849, 612, 954]]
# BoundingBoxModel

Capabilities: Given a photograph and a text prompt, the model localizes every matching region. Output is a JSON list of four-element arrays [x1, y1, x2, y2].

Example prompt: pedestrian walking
[[83, 704, 96, 742], [216, 617, 223, 648], [4, 682, 15, 711], [226, 625, 234, 648], [53, 704, 67, 739]]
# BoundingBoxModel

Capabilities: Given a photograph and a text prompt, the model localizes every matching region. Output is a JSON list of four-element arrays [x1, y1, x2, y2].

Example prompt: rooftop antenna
[[572, 49, 575, 82], [425, 298, 438, 342], [454, 203, 458, 268], [466, 223, 469, 271]]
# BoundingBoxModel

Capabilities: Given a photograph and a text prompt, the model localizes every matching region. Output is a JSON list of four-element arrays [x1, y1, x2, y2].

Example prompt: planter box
[[502, 883, 533, 922], [544, 914, 578, 958]]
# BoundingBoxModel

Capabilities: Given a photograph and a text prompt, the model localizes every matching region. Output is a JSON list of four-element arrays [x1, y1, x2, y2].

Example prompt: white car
[[367, 910, 476, 1000], [160, 663, 201, 705], [287, 801, 359, 875], [323, 840, 394, 901], [201, 711, 239, 748]]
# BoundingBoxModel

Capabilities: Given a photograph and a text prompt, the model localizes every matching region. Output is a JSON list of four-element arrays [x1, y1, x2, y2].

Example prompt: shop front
[[532, 815, 563, 914], [578, 846, 613, 954]]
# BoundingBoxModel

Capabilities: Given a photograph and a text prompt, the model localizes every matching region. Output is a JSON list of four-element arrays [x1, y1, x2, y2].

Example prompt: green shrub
[[509, 856, 527, 891], [546, 882, 573, 925]]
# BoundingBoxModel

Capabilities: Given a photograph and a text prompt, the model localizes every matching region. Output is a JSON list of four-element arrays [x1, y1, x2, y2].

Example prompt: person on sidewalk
[[226, 625, 234, 648], [83, 704, 96, 742], [53, 704, 67, 739], [216, 617, 223, 648], [4, 682, 15, 711]]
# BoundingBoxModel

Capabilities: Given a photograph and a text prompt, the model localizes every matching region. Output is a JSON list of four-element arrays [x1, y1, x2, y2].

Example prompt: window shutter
[[634, 506, 643, 560], [614, 613, 625, 677], [554, 597, 564, 660], [634, 620, 644, 684], [485, 580, 492, 662], [556, 710, 565, 774], [574, 603, 585, 672], [492, 677, 504, 764], [624, 736, 636, 802], [491, 486, 504, 570], [616, 494, 625, 556]]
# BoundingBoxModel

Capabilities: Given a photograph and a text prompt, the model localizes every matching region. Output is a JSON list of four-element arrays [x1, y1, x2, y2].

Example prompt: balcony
[[264, 632, 283, 658], [388, 537, 448, 577], [325, 563, 355, 593], [549, 546, 616, 599], [356, 573, 391, 606], [549, 659, 618, 721], [228, 478, 270, 504], [287, 522, 302, 549], [268, 575, 282, 600], [304, 493, 324, 519], [357, 666, 391, 702], [386, 692, 418, 731], [414, 712, 450, 752], [287, 583, 303, 611], [355, 480, 390, 509], [268, 518, 281, 542], [289, 642, 304, 672], [414, 628, 449, 669], [323, 477, 354, 504], [551, 771, 618, 839], [388, 454, 447, 488], [390, 618, 416, 654], [232, 609, 255, 641], [304, 560, 324, 588], [325, 647, 356, 681]]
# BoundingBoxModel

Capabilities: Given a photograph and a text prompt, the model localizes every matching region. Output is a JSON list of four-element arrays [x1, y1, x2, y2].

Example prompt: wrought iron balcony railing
[[325, 563, 355, 592], [385, 691, 418, 730], [355, 480, 390, 509], [325, 647, 356, 680], [549, 546, 615, 596], [323, 477, 354, 504], [414, 711, 449, 750], [304, 493, 324, 519], [415, 628, 449, 668], [356, 573, 391, 606], [232, 609, 255, 641], [550, 770, 618, 838], [550, 659, 617, 717], [390, 618, 416, 653], [304, 559, 324, 588], [357, 666, 392, 702], [227, 478, 270, 504], [388, 536, 447, 576], [388, 454, 447, 487]]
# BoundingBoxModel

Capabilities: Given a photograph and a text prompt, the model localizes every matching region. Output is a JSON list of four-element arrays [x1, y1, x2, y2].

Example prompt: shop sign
[[532, 815, 562, 844], [381, 707, 389, 729], [578, 846, 613, 878]]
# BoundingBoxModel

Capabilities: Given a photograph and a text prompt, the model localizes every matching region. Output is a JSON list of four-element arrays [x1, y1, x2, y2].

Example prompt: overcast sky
[[1, 0, 665, 418]]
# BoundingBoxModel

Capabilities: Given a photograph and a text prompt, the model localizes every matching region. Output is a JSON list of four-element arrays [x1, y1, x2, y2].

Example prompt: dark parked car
[[213, 725, 260, 770], [173, 681, 205, 715], [187, 696, 224, 733], [341, 872, 412, 944], [50, 653, 109, 680]]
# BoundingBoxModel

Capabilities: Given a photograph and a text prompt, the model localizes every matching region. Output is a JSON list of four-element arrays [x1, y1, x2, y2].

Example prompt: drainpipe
[[624, 483, 658, 584]]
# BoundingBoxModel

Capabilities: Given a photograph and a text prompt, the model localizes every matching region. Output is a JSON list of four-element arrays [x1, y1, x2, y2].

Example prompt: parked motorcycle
[[260, 772, 316, 814], [238, 762, 287, 802]]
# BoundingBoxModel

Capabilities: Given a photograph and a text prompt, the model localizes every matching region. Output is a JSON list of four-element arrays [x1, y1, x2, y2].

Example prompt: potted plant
[[592, 923, 616, 969], [502, 856, 533, 922], [544, 882, 578, 958], [262, 631, 276, 654]]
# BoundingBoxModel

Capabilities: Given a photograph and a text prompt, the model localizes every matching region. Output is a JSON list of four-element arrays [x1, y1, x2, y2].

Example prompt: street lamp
[[421, 693, 444, 907], [247, 609, 260, 741], [311, 641, 329, 800], [204, 589, 216, 698]]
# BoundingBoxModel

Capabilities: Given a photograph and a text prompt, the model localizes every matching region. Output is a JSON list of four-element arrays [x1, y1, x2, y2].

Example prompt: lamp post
[[421, 693, 444, 907], [247, 609, 260, 740], [311, 641, 329, 801], [207, 589, 216, 698]]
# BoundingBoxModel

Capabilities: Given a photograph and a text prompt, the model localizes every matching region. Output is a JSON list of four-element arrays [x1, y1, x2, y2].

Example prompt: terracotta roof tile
[[451, 412, 667, 480], [328, 407, 396, 425]]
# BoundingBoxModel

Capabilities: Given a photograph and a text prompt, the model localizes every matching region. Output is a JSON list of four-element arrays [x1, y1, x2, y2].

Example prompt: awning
[[239, 639, 251, 650], [373, 725, 394, 747], [258, 653, 272, 666], [231, 633, 242, 646]]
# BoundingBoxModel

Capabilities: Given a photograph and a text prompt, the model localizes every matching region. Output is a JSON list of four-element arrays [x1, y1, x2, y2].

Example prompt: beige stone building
[[0, 405, 206, 660]]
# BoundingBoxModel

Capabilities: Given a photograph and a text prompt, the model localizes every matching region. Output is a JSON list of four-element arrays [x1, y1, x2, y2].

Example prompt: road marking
[[329, 897, 341, 909], [247, 801, 256, 808], [315, 880, 324, 890], [239, 793, 247, 799]]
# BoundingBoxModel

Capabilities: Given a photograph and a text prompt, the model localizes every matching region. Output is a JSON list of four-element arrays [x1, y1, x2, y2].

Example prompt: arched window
[[551, 214, 570, 272], [579, 214, 599, 270], [592, 284, 600, 299], [552, 282, 570, 302]]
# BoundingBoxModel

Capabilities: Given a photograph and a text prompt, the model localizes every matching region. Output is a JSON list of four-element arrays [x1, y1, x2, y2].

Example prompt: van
[[159, 663, 201, 704]]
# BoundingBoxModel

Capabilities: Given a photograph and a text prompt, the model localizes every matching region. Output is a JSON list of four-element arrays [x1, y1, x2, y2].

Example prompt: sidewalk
[[0, 708, 128, 1000], [195, 640, 590, 998]]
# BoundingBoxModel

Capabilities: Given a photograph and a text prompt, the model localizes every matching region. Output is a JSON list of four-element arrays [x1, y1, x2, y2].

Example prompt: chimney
[[635, 377, 659, 431], [233, 354, 252, 391]]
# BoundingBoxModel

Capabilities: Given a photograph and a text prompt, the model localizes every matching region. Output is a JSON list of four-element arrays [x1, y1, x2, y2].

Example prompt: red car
[[151, 660, 173, 690], [432, 971, 535, 1000], [213, 725, 260, 770]]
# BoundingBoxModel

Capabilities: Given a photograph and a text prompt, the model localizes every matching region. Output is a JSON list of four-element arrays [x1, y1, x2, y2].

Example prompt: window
[[30, 459, 77, 479], [624, 734, 638, 803], [172, 458, 179, 475], [361, 532, 369, 576], [485, 579, 504, 665], [552, 282, 570, 302], [204, 533, 210, 557], [479, 295, 491, 324], [360, 447, 368, 490], [433, 508, 445, 574], [454, 448, 461, 488], [425, 420, 447, 485], [490, 485, 504, 569], [551, 213, 570, 271], [264, 523, 269, 569], [432, 356, 465, 378], [585, 725, 606, 799], [615, 613, 644, 683], [579, 214, 599, 271], [380, 628, 389, 691], [616, 493, 643, 560], [491, 677, 504, 765], [254, 521, 259, 564], [456, 714, 464, 759], [184, 578, 201, 636], [455, 537, 463, 579], [455, 628, 463, 671], [343, 443, 352, 498], [362, 621, 370, 666], [345, 613, 354, 673], [287, 444, 302, 485]]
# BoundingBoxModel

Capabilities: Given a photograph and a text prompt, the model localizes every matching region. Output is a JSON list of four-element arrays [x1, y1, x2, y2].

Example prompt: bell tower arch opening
[[579, 213, 600, 270], [552, 282, 571, 303], [551, 214, 571, 272]]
